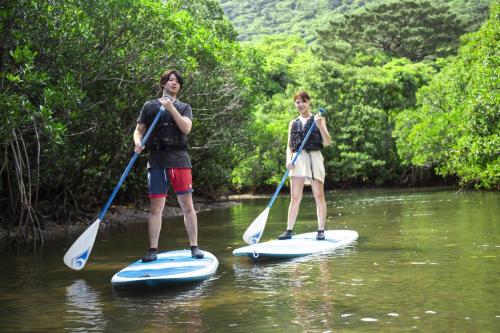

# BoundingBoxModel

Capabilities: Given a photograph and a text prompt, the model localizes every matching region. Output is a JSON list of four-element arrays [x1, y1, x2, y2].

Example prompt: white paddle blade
[[63, 219, 101, 270], [243, 207, 270, 245]]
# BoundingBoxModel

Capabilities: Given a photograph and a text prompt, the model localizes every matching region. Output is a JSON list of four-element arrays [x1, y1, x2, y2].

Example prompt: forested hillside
[[219, 0, 375, 42], [219, 0, 491, 42]]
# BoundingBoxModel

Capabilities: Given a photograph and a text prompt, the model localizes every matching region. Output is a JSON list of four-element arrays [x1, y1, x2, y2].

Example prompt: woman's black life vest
[[289, 116, 323, 152], [144, 99, 188, 150]]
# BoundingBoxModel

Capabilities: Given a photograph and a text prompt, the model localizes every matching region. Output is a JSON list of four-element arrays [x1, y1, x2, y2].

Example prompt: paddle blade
[[243, 207, 270, 245], [63, 219, 101, 270]]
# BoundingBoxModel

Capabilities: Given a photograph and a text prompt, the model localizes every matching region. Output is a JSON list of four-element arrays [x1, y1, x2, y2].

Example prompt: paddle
[[243, 108, 326, 245], [63, 102, 167, 270]]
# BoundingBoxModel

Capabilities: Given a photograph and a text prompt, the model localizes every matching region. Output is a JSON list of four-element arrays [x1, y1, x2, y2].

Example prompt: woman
[[278, 91, 332, 240]]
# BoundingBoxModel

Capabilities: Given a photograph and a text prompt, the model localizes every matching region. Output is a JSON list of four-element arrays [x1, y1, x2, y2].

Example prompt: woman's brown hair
[[293, 91, 310, 102]]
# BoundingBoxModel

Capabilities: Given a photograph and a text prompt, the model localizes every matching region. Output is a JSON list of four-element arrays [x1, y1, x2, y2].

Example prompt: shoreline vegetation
[[0, 197, 240, 250]]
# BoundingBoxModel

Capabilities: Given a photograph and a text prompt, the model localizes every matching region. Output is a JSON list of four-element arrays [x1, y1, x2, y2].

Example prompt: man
[[133, 69, 203, 262]]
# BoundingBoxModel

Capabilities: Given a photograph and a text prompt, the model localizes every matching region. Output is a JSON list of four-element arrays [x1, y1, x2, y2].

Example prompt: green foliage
[[310, 59, 435, 185], [330, 104, 390, 184], [220, 0, 378, 42], [220, 0, 490, 46], [249, 35, 313, 96], [231, 92, 293, 190], [231, 41, 436, 188], [231, 35, 321, 190], [0, 0, 263, 232], [394, 2, 500, 189], [317, 0, 468, 62], [226, 0, 491, 189], [448, 0, 492, 32]]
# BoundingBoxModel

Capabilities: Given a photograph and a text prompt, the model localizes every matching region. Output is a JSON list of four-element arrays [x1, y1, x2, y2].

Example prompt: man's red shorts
[[147, 168, 193, 198]]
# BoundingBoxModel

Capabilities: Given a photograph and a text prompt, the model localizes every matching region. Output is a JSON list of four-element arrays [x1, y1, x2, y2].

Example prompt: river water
[[0, 188, 499, 332]]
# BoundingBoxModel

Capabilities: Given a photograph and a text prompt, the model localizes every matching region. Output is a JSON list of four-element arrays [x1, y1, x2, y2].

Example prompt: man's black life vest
[[144, 99, 188, 150], [289, 117, 323, 152]]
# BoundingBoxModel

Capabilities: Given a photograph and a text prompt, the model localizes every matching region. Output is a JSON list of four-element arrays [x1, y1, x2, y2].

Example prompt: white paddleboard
[[111, 250, 218, 287], [233, 230, 358, 259]]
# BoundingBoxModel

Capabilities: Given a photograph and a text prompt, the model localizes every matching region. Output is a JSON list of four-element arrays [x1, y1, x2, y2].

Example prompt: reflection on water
[[110, 278, 218, 333], [231, 249, 359, 332], [0, 188, 498, 332], [65, 279, 107, 332]]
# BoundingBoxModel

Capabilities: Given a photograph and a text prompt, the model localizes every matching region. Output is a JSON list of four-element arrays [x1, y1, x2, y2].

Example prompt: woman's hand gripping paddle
[[243, 108, 326, 245], [63, 102, 168, 270]]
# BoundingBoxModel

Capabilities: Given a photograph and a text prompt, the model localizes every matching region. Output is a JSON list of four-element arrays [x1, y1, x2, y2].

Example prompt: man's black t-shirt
[[136, 98, 193, 169]]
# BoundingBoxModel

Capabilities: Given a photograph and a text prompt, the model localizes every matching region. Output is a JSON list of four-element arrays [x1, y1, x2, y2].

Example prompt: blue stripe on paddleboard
[[127, 256, 212, 267], [116, 265, 208, 278]]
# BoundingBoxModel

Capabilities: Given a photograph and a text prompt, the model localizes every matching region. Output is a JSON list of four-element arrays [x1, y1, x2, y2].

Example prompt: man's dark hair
[[160, 69, 184, 90]]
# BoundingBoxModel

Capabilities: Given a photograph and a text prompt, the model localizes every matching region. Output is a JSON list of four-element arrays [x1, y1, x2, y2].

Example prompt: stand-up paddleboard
[[111, 250, 218, 287], [233, 230, 358, 259]]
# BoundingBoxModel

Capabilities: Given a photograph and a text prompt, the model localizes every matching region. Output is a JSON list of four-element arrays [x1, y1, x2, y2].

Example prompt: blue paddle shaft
[[98, 105, 165, 220], [267, 108, 326, 209]]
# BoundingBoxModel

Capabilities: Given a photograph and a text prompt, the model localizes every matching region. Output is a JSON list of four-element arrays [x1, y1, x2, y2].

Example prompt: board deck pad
[[233, 230, 358, 259], [111, 250, 218, 287]]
